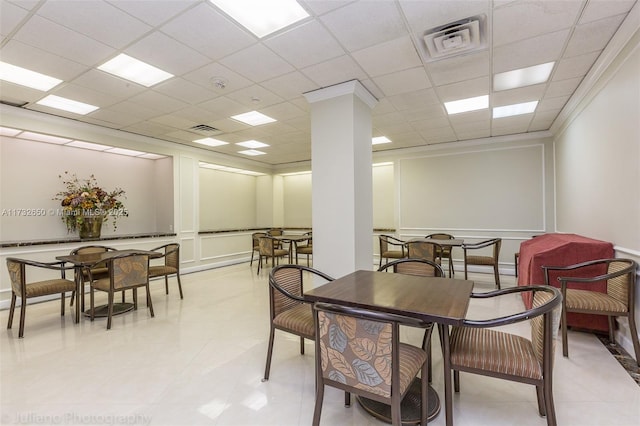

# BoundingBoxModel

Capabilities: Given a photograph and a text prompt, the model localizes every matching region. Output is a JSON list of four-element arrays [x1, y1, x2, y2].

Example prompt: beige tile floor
[[1, 263, 639, 426]]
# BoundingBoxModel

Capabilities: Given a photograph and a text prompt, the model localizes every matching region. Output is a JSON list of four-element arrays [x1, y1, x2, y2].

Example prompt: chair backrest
[[379, 235, 403, 253], [259, 236, 276, 256], [109, 254, 149, 290], [269, 265, 333, 319], [70, 245, 114, 255], [406, 240, 440, 262], [605, 259, 636, 306], [6, 258, 24, 294], [530, 289, 562, 366], [314, 303, 399, 399], [378, 258, 445, 277], [426, 233, 454, 240], [268, 228, 283, 236], [252, 232, 267, 248], [163, 243, 180, 269]]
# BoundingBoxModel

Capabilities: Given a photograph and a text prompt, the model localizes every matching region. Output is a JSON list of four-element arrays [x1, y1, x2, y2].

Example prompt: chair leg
[[164, 276, 169, 295], [300, 336, 305, 355], [626, 313, 640, 367], [60, 293, 65, 315], [18, 297, 27, 338], [312, 383, 325, 426], [90, 287, 95, 322], [464, 261, 468, 280], [250, 249, 255, 266], [257, 255, 262, 275], [106, 291, 114, 330], [146, 284, 154, 317], [344, 391, 351, 407], [494, 264, 501, 289], [561, 307, 569, 357], [262, 327, 276, 381], [453, 370, 460, 392], [421, 358, 428, 426], [535, 384, 546, 416], [7, 293, 16, 330], [543, 378, 558, 426], [176, 274, 184, 299]]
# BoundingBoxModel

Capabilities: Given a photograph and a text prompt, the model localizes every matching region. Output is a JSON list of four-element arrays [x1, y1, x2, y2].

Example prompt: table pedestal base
[[84, 303, 134, 317], [357, 379, 440, 424]]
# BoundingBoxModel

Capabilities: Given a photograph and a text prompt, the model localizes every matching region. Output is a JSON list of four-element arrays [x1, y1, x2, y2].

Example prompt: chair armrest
[[462, 286, 561, 328], [462, 239, 498, 250], [10, 258, 74, 271], [313, 302, 427, 328], [270, 265, 334, 303]]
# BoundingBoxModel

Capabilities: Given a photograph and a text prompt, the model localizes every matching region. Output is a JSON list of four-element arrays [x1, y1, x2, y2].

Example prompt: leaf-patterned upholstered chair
[[378, 235, 406, 268], [312, 302, 429, 426], [406, 240, 443, 266], [378, 258, 445, 382], [444, 286, 562, 426], [69, 245, 116, 310], [542, 258, 639, 365], [250, 232, 267, 266], [263, 264, 334, 381], [89, 253, 153, 330], [462, 238, 502, 288], [257, 236, 289, 275], [6, 258, 76, 338], [149, 243, 183, 299]]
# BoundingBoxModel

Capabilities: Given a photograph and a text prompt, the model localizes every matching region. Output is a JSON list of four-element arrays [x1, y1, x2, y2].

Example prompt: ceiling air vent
[[188, 124, 223, 136], [423, 15, 486, 61]]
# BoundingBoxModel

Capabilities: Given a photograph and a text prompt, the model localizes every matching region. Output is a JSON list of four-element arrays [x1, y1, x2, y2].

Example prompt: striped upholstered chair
[[312, 302, 429, 426], [445, 285, 562, 426], [542, 258, 639, 365], [262, 264, 334, 381]]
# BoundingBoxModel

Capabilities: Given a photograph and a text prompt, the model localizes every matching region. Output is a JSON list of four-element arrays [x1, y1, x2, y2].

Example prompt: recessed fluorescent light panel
[[0, 61, 62, 91], [493, 62, 555, 91], [372, 136, 391, 145], [98, 54, 173, 87], [66, 141, 112, 151], [444, 95, 489, 115], [105, 147, 145, 156], [36, 95, 99, 115], [209, 0, 309, 38], [194, 137, 229, 147], [199, 161, 265, 176], [17, 131, 71, 144], [493, 101, 539, 119], [231, 111, 276, 126], [138, 153, 166, 160], [236, 140, 269, 149], [238, 149, 266, 156]]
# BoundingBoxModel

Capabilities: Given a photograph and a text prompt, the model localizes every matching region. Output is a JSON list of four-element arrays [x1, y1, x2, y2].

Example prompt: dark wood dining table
[[56, 249, 161, 323], [304, 270, 474, 426]]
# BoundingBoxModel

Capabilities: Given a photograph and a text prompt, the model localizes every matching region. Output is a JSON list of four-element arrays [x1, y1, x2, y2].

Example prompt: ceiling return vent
[[189, 124, 223, 136], [422, 15, 486, 61]]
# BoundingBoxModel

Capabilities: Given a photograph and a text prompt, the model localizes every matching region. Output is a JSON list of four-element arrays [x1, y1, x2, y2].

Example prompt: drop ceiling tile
[[372, 67, 431, 96], [220, 43, 295, 83], [564, 14, 626, 57], [359, 78, 385, 101], [387, 88, 440, 111], [492, 114, 533, 129], [153, 78, 218, 105], [198, 96, 248, 120], [0, 40, 86, 80], [261, 71, 318, 101], [0, 1, 28, 37], [545, 76, 583, 98], [107, 0, 198, 27], [300, 0, 355, 16], [149, 114, 199, 130], [160, 3, 255, 60], [129, 90, 189, 114], [372, 99, 398, 116], [456, 128, 491, 140], [283, 116, 311, 132], [491, 84, 546, 105], [224, 85, 284, 109], [493, 29, 570, 73], [37, 0, 151, 49], [403, 104, 447, 122], [173, 106, 226, 124], [126, 31, 210, 76], [420, 126, 457, 143], [50, 83, 121, 108], [373, 111, 408, 127], [265, 20, 344, 69], [122, 121, 176, 137], [320, 0, 408, 52], [537, 95, 570, 112], [411, 116, 451, 132], [79, 108, 143, 127], [493, 0, 582, 46], [105, 100, 164, 121], [552, 51, 600, 81], [13, 15, 114, 66], [301, 55, 367, 87], [352, 36, 422, 77], [435, 76, 490, 102], [579, 0, 637, 24], [448, 109, 491, 124], [261, 102, 307, 121], [0, 81, 44, 105], [70, 69, 147, 99], [426, 51, 490, 86], [183, 62, 253, 95]]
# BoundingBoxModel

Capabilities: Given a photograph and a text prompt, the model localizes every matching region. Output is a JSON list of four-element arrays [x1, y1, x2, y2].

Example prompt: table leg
[[74, 266, 82, 323], [439, 324, 453, 426]]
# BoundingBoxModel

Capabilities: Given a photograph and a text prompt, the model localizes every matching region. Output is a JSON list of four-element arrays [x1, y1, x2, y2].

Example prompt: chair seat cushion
[[398, 343, 428, 395], [149, 265, 177, 278], [25, 279, 76, 297], [273, 303, 314, 338], [273, 249, 289, 257], [566, 289, 627, 313], [297, 247, 313, 255], [450, 326, 542, 380], [465, 255, 495, 265]]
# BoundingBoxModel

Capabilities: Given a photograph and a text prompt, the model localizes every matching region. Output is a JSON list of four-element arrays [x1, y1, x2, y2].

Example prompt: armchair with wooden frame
[[6, 258, 76, 338], [262, 264, 334, 381], [149, 243, 183, 299], [444, 285, 562, 426], [257, 235, 289, 275], [462, 238, 502, 288], [69, 245, 116, 310], [542, 258, 639, 365], [426, 233, 456, 277], [378, 235, 406, 268]]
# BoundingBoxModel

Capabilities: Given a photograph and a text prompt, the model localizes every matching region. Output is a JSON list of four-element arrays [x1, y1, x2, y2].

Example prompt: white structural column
[[304, 80, 378, 280]]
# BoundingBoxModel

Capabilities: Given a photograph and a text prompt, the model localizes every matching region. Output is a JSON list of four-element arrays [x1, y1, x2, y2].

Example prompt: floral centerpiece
[[54, 172, 127, 237]]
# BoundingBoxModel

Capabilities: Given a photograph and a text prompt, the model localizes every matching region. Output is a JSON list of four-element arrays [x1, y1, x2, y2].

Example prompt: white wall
[[199, 168, 257, 230], [554, 31, 640, 357]]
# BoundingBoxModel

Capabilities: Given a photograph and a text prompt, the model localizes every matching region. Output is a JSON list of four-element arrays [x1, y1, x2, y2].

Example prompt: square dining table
[[304, 270, 474, 426]]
